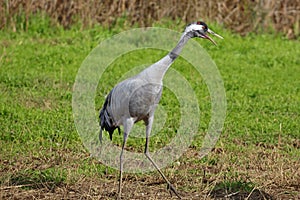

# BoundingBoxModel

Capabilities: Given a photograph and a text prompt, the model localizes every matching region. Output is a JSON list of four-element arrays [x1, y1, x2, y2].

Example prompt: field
[[0, 18, 300, 199]]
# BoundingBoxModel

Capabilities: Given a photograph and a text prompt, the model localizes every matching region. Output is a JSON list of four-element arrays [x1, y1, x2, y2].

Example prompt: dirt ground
[[0, 182, 278, 200], [1, 147, 299, 200]]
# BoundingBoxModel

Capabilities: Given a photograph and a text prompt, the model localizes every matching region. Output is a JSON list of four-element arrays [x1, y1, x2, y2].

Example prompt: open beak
[[204, 28, 223, 45]]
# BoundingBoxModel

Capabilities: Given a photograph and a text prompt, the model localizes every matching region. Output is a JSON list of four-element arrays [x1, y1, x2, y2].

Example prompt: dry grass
[[1, 0, 300, 38], [1, 145, 299, 199]]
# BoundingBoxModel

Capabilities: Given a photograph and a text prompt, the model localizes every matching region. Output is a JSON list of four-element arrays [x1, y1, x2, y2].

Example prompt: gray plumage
[[99, 21, 223, 199]]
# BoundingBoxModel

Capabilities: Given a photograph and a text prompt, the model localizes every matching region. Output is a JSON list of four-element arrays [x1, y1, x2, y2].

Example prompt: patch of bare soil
[[210, 187, 273, 200], [1, 146, 299, 199]]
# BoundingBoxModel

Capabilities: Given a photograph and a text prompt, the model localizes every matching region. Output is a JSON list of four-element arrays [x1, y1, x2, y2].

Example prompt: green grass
[[0, 17, 299, 199]]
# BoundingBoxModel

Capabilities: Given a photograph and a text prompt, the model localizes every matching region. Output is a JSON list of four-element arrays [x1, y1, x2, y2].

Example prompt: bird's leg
[[118, 132, 127, 199], [144, 116, 182, 199], [99, 128, 103, 144], [118, 119, 133, 199]]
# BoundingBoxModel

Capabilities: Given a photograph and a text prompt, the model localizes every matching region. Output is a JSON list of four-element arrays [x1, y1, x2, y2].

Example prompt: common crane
[[99, 21, 223, 199]]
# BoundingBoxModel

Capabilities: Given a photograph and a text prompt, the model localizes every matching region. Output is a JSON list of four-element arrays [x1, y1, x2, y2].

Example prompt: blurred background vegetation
[[1, 0, 299, 38]]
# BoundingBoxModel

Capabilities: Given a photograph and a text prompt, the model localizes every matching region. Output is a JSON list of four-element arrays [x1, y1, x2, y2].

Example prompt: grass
[[0, 17, 299, 199]]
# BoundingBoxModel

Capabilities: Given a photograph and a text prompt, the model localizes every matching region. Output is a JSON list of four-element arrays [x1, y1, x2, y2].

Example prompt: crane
[[99, 21, 223, 199]]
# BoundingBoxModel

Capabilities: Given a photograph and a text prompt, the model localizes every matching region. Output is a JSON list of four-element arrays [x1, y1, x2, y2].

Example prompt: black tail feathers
[[99, 91, 120, 141]]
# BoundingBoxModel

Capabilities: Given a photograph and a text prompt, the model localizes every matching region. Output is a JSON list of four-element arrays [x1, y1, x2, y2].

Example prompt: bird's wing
[[106, 77, 162, 123], [128, 82, 162, 120]]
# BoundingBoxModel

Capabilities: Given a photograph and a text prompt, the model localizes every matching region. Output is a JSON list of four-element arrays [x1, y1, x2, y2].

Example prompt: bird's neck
[[168, 33, 192, 61], [142, 33, 191, 83]]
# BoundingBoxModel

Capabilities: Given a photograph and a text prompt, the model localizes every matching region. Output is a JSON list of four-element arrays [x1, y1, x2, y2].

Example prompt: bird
[[99, 21, 223, 199]]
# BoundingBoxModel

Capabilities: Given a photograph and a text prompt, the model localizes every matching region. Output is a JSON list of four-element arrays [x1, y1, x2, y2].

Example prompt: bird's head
[[184, 21, 223, 45]]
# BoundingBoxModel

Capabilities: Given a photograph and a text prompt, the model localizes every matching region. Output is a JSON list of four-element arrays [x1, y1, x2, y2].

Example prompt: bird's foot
[[117, 188, 122, 199], [167, 183, 182, 199], [117, 193, 121, 200]]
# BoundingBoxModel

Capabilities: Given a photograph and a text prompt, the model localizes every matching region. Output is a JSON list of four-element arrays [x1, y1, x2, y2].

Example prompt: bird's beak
[[204, 28, 224, 46]]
